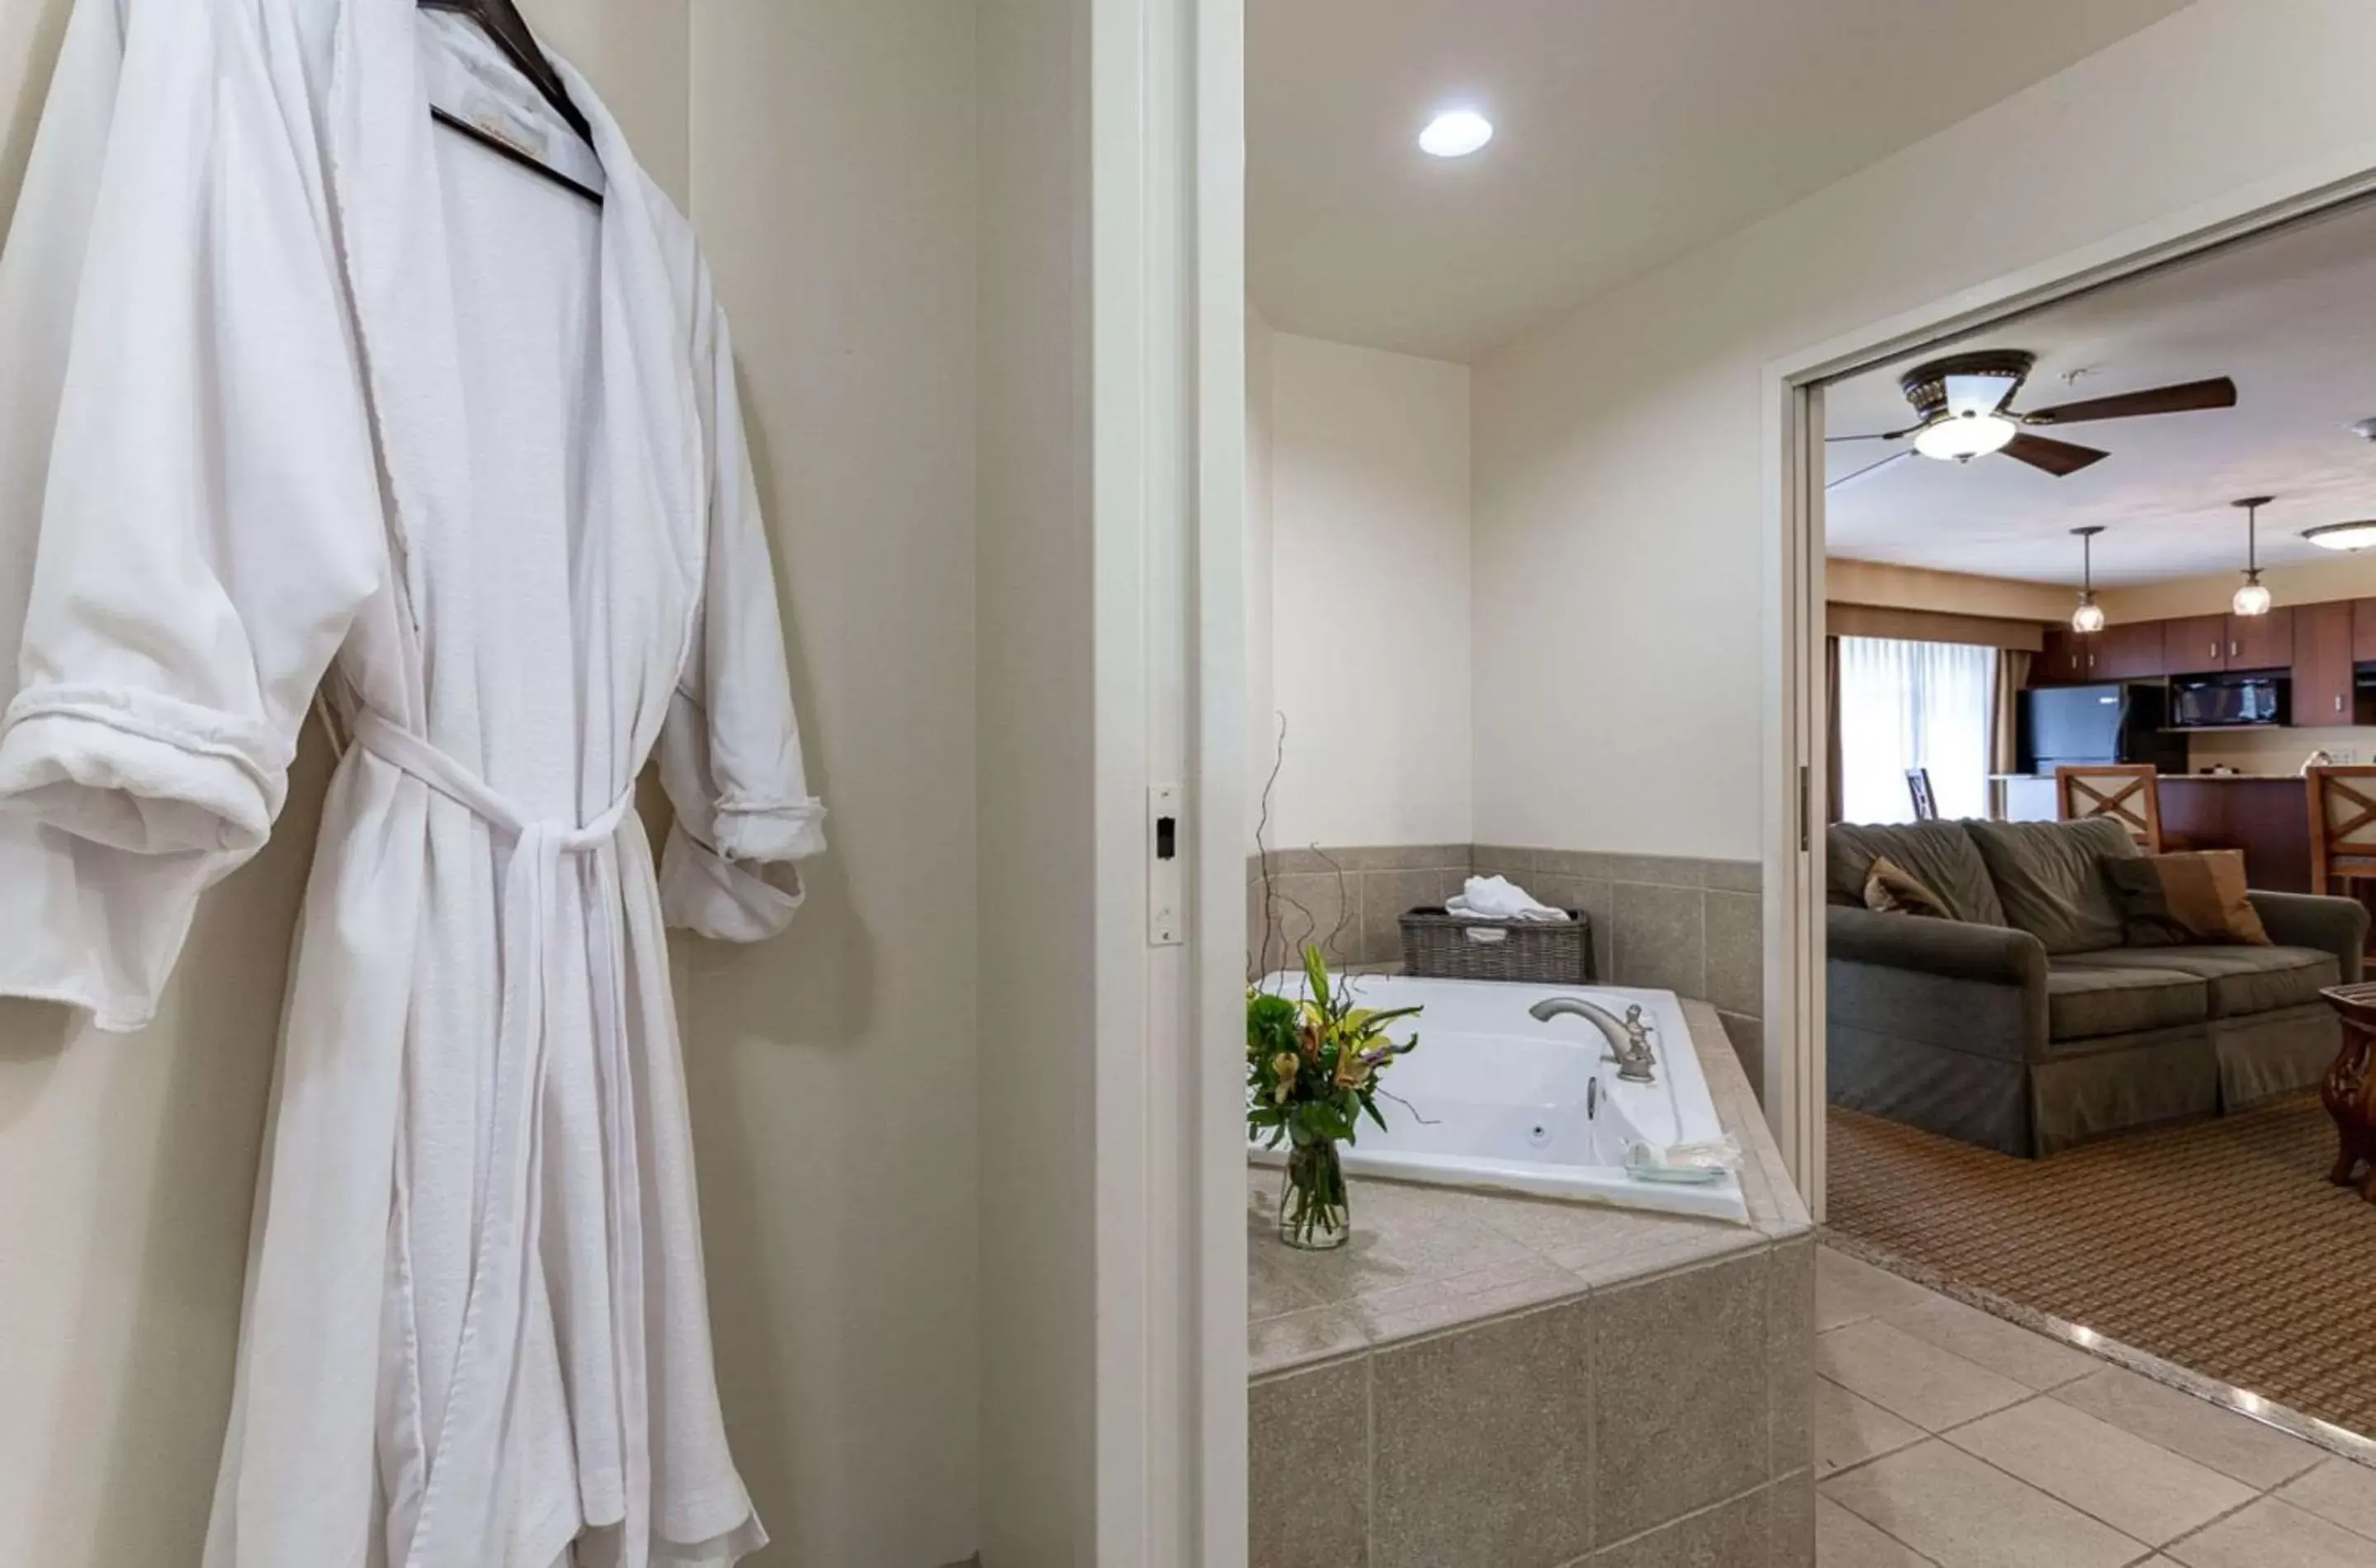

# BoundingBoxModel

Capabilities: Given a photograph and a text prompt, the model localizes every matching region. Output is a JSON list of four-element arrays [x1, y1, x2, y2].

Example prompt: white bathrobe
[[0, 2, 823, 1564]]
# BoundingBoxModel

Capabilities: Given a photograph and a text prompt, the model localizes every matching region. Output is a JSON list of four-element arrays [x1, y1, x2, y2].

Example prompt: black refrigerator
[[2018, 683, 2187, 776]]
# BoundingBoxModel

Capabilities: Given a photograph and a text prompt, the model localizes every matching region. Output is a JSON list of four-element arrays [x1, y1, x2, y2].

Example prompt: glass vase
[[1278, 1139, 1350, 1250]]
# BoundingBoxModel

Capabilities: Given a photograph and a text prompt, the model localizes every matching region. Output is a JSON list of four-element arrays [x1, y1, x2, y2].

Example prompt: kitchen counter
[[1991, 772, 2313, 890]]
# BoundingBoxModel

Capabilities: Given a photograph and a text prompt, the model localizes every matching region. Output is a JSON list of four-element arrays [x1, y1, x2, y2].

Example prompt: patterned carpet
[[1827, 1096, 2376, 1438]]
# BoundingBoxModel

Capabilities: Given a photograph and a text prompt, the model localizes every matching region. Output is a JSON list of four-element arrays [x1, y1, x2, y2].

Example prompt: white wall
[[681, 6, 981, 1566], [1246, 304, 1277, 846], [1471, 0, 2376, 862], [1264, 332, 1473, 849], [975, 0, 1096, 1561], [0, 6, 988, 1566]]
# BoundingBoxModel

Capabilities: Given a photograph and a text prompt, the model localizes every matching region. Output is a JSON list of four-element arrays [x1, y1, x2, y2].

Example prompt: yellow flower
[[1269, 1053, 1300, 1104]]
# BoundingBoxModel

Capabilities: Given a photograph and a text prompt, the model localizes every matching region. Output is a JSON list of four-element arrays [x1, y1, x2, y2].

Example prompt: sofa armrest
[[2249, 891, 2369, 984], [1826, 907, 2049, 1065], [1828, 907, 2048, 988]]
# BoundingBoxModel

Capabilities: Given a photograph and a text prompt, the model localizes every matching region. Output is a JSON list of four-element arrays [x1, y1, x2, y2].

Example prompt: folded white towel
[[1445, 874, 1571, 923]]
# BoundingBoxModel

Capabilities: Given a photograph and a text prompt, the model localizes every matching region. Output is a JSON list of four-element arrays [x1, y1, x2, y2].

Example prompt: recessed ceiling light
[[1419, 110, 1494, 158]]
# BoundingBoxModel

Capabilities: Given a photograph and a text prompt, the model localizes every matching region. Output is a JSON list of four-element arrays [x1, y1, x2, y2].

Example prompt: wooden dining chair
[[2308, 766, 2376, 896], [2057, 763, 2163, 854], [1905, 768, 1939, 822]]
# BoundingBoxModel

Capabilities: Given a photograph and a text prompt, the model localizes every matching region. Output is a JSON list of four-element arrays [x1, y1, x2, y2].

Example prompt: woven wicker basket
[[1398, 907, 1590, 984]]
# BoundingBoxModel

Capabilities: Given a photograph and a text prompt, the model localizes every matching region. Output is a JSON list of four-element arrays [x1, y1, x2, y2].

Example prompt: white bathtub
[[1248, 973, 1749, 1224]]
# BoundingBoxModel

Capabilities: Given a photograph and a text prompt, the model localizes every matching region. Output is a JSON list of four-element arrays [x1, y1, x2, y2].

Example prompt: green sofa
[[1826, 816, 2368, 1158]]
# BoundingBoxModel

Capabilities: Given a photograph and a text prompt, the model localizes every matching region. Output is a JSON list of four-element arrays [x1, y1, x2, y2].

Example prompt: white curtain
[[1837, 635, 1998, 824]]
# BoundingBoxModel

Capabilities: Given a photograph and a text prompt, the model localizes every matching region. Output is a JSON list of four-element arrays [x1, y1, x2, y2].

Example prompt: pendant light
[[2232, 495, 2274, 617], [2070, 526, 2107, 634]]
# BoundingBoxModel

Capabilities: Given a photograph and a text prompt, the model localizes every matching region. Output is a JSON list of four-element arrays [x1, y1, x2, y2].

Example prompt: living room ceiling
[[1248, 0, 2187, 364], [1825, 197, 2376, 588]]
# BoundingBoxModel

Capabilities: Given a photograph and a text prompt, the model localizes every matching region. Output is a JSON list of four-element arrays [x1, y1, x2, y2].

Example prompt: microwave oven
[[2169, 674, 2288, 729]]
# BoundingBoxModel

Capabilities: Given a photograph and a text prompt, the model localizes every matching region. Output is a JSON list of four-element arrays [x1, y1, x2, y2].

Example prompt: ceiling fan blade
[[1943, 373, 2015, 419], [1826, 450, 1913, 492], [2021, 376, 2237, 426], [2000, 432, 2109, 477], [1824, 423, 1922, 444]]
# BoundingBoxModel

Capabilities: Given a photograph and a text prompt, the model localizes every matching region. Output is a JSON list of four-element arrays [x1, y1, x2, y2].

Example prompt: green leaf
[[1301, 944, 1332, 1010]]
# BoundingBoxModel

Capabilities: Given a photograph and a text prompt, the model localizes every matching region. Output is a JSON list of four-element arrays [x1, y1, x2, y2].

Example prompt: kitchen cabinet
[[2095, 619, 2166, 679], [2355, 597, 2376, 664], [2166, 615, 2229, 675], [2034, 627, 2093, 684], [2296, 600, 2356, 725], [2228, 606, 2294, 672]]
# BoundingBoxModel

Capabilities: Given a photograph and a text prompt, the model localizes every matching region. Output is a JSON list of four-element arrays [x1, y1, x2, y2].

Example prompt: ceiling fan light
[[2233, 574, 2273, 617], [1913, 412, 2017, 461], [2071, 596, 2106, 635], [2304, 520, 2376, 552]]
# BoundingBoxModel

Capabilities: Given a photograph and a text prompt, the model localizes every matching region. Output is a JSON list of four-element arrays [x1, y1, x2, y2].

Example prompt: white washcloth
[[1445, 875, 1571, 923]]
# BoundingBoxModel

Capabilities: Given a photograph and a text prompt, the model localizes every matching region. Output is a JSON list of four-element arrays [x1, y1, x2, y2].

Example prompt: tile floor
[[1814, 1244, 2376, 1567]]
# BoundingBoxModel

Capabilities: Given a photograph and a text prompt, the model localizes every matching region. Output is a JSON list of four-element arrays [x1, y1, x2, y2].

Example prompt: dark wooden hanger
[[419, 0, 603, 204]]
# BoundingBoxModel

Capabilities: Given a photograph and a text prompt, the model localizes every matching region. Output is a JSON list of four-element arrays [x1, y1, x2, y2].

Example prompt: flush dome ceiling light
[[1913, 410, 2019, 462], [2304, 520, 2376, 552], [1419, 109, 1494, 158]]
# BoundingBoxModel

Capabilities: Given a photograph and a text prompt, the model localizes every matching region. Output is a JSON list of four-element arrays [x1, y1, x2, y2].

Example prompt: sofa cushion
[[2045, 961, 2206, 1041], [2056, 946, 2341, 1021], [1966, 817, 2139, 956], [1864, 856, 1954, 919], [1828, 821, 2006, 927], [2104, 850, 2271, 948]]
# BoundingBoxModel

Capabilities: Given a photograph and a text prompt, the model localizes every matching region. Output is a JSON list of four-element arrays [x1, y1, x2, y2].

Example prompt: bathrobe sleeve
[[655, 297, 827, 942], [0, 0, 384, 1026]]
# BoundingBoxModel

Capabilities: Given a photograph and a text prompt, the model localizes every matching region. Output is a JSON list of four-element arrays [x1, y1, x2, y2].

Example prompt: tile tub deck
[[1249, 999, 1816, 1567]]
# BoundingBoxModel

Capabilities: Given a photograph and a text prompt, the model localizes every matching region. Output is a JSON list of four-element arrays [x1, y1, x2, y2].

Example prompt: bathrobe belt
[[353, 711, 641, 1563]]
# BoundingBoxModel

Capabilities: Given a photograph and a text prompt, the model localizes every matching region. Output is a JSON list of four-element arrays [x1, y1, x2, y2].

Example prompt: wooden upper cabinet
[[2034, 627, 2092, 683], [2166, 615, 2229, 674], [2355, 597, 2376, 664], [2095, 619, 2166, 680], [2296, 600, 2355, 725], [2228, 605, 2294, 672]]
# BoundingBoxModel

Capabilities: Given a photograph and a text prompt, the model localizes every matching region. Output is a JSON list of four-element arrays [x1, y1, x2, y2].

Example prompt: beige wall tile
[[1372, 1301, 1595, 1568], [1769, 1471, 1816, 1568], [1703, 890, 1763, 1015], [1769, 1239, 1815, 1477], [1593, 1485, 1765, 1567], [1595, 1252, 1771, 1542], [1251, 1360, 1371, 1568], [1611, 881, 1706, 997]]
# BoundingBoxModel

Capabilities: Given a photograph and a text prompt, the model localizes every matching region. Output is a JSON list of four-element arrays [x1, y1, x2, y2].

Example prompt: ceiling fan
[[1826, 350, 2237, 491]]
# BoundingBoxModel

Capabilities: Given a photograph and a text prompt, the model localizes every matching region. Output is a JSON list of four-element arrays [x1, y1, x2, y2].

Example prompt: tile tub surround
[[1248, 845, 1766, 1091], [1249, 1002, 1814, 1566]]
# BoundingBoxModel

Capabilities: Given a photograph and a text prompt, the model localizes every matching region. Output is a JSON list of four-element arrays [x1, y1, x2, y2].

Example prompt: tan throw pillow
[[1863, 856, 1955, 919], [2104, 851, 2272, 948]]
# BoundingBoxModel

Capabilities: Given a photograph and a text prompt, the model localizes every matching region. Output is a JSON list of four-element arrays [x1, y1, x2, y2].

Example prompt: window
[[1837, 636, 1997, 824]]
